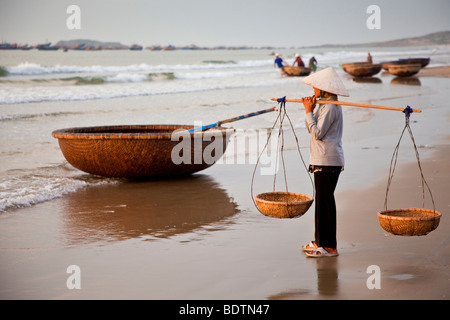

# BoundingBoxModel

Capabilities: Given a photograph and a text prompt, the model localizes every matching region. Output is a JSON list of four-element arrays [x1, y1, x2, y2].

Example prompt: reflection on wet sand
[[315, 259, 339, 296], [268, 258, 339, 299], [352, 77, 382, 84], [390, 76, 421, 86], [61, 174, 239, 245]]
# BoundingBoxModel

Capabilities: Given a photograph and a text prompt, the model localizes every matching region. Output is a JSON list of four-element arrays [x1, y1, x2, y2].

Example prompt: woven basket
[[52, 125, 233, 179], [254, 192, 313, 219], [378, 208, 441, 236]]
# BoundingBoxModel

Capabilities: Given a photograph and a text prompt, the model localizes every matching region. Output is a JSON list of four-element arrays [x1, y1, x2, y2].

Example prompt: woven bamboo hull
[[378, 208, 441, 236], [382, 58, 430, 71], [382, 60, 408, 71], [283, 66, 311, 76], [404, 58, 430, 68], [52, 125, 233, 179], [254, 192, 313, 219], [342, 63, 382, 77], [387, 63, 421, 77]]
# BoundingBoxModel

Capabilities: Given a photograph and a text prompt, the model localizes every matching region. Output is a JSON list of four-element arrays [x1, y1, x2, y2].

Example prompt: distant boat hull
[[36, 43, 59, 50], [283, 66, 311, 76], [342, 63, 382, 77], [388, 63, 421, 77], [382, 58, 430, 70]]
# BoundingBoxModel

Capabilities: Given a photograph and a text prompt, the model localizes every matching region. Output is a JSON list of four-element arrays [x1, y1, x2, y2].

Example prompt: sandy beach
[[1, 52, 449, 302], [419, 65, 450, 78]]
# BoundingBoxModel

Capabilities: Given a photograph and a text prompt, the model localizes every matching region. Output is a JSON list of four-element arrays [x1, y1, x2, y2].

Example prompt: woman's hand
[[303, 95, 317, 114]]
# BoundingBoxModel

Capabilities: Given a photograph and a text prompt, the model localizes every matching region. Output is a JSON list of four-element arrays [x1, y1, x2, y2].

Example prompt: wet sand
[[272, 142, 450, 300], [1, 142, 448, 300], [419, 65, 450, 78], [1, 67, 449, 301]]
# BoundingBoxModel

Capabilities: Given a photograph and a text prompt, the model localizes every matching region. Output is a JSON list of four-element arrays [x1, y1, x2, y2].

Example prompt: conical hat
[[302, 67, 349, 97]]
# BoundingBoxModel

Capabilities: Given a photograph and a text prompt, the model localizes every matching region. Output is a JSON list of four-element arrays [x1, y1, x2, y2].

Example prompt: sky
[[1, 0, 449, 47]]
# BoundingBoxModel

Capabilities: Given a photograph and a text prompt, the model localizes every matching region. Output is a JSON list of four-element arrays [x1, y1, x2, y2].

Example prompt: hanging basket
[[254, 192, 313, 219], [251, 97, 315, 220], [378, 208, 441, 236], [379, 106, 440, 236]]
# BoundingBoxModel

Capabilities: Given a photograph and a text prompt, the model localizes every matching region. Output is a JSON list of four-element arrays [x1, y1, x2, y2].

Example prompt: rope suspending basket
[[378, 106, 441, 236], [252, 97, 314, 219]]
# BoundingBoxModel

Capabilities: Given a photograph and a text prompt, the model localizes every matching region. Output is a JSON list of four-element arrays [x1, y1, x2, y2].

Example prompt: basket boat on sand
[[382, 58, 430, 71], [405, 58, 430, 68], [52, 124, 233, 179], [254, 192, 313, 219], [387, 63, 421, 77], [378, 208, 441, 236], [341, 62, 382, 77]]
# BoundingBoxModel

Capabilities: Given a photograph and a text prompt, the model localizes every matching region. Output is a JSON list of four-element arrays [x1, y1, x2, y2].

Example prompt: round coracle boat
[[388, 63, 421, 77], [382, 58, 430, 71], [283, 65, 311, 76], [381, 60, 408, 71], [378, 208, 441, 236], [254, 192, 313, 219], [52, 124, 234, 179], [400, 58, 430, 68], [341, 63, 382, 77]]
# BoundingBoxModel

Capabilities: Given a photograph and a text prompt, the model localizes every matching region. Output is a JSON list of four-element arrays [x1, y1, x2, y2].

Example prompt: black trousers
[[313, 169, 341, 249]]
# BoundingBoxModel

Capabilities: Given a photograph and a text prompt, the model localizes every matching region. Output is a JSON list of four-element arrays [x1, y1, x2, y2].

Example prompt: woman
[[300, 67, 349, 257]]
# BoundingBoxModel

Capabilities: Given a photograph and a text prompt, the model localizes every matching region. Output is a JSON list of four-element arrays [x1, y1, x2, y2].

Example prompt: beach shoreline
[[0, 50, 449, 300]]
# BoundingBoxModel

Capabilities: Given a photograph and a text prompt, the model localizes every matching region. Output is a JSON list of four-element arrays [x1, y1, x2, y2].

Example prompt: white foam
[[104, 73, 149, 83], [0, 167, 120, 213]]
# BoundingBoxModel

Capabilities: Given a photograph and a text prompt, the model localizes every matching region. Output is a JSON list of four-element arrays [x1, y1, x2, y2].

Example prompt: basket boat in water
[[341, 62, 382, 77], [283, 66, 311, 77], [52, 124, 233, 179]]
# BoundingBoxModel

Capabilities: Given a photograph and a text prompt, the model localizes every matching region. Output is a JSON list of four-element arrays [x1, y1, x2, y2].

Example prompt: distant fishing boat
[[130, 44, 143, 50], [36, 42, 59, 50], [283, 66, 311, 77], [342, 62, 382, 77], [0, 43, 17, 50]]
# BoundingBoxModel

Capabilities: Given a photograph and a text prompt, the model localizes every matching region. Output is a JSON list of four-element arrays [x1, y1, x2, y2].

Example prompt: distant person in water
[[366, 52, 373, 64], [274, 54, 288, 76], [308, 56, 318, 72], [293, 53, 305, 67]]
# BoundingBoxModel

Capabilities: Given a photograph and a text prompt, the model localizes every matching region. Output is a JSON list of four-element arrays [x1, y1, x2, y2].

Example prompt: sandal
[[301, 241, 318, 252], [305, 247, 339, 258]]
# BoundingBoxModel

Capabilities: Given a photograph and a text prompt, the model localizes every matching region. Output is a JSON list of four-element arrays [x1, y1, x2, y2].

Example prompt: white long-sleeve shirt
[[305, 95, 344, 167]]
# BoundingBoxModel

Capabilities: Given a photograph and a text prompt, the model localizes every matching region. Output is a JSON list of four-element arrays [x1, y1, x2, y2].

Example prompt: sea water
[[0, 46, 449, 212]]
